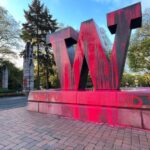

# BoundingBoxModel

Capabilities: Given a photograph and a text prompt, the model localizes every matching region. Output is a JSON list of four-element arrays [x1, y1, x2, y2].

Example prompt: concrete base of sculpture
[[28, 88, 150, 130]]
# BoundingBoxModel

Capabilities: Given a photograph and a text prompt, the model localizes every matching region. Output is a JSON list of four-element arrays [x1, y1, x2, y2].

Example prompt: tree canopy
[[128, 8, 150, 73], [21, 0, 58, 42], [0, 6, 20, 50], [0, 6, 22, 90]]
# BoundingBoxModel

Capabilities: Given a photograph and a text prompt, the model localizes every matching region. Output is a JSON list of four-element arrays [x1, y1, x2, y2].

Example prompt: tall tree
[[128, 8, 150, 73], [21, 0, 58, 89], [0, 6, 22, 90]]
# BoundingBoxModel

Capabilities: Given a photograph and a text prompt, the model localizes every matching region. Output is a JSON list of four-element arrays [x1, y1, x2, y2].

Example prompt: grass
[[0, 88, 25, 97]]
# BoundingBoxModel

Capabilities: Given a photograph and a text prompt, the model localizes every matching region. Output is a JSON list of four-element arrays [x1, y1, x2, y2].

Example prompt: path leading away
[[0, 96, 27, 110], [0, 107, 150, 150]]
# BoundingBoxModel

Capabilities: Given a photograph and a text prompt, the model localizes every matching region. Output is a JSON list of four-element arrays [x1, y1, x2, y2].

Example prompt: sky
[[0, 0, 150, 68], [0, 0, 150, 29]]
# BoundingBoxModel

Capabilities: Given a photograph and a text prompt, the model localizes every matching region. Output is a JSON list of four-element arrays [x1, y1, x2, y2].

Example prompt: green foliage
[[21, 0, 58, 42], [128, 38, 150, 72], [33, 48, 59, 89], [0, 6, 22, 91], [0, 59, 23, 90], [0, 88, 24, 97], [8, 67, 23, 90], [128, 8, 150, 72], [0, 88, 15, 93], [49, 74, 60, 88], [21, 0, 59, 89], [121, 73, 150, 87]]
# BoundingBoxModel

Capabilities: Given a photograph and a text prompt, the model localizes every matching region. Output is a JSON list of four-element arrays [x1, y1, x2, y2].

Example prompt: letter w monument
[[28, 3, 150, 129]]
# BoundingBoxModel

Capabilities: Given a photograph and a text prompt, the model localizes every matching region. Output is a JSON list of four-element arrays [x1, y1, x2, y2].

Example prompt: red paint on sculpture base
[[28, 88, 150, 130]]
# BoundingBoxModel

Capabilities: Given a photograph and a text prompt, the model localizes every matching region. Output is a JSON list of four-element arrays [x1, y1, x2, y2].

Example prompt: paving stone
[[0, 107, 150, 150]]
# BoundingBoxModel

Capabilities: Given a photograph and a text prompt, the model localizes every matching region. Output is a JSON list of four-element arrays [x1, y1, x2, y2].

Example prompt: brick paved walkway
[[0, 107, 150, 150]]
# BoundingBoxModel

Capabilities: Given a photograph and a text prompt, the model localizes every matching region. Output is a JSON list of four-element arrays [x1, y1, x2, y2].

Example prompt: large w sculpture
[[28, 3, 150, 130], [48, 3, 141, 90]]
